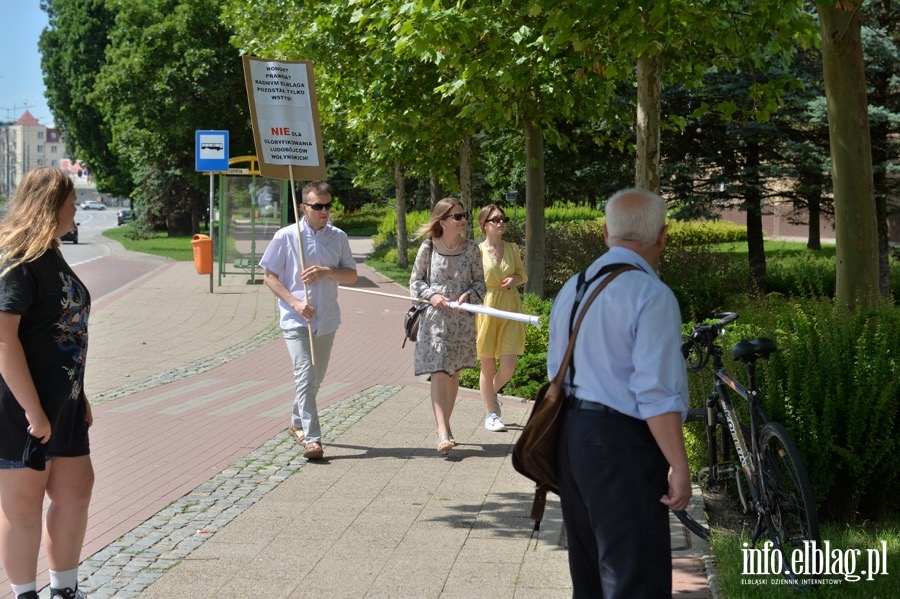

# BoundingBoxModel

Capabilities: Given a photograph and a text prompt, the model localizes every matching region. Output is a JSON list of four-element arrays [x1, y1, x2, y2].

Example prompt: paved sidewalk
[[1, 237, 714, 599]]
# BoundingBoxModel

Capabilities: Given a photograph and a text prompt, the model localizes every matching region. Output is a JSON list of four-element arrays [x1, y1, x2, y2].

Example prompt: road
[[60, 207, 168, 300]]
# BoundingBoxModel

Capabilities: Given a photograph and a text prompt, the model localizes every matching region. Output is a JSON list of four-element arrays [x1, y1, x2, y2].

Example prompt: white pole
[[288, 167, 316, 365], [337, 286, 542, 328], [447, 301, 541, 327]]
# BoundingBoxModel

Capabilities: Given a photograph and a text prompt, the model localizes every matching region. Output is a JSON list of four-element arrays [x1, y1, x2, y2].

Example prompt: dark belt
[[568, 396, 637, 420]]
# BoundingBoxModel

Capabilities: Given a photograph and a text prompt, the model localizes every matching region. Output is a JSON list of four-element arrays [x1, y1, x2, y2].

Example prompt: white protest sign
[[242, 57, 327, 180]]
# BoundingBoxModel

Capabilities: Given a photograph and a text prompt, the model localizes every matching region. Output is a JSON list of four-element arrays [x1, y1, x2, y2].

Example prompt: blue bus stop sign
[[195, 130, 230, 172]]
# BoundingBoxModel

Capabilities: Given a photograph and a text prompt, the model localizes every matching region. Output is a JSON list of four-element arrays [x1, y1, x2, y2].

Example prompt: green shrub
[[661, 240, 748, 321], [666, 219, 747, 245], [542, 219, 607, 295], [766, 253, 837, 297], [372, 209, 439, 248], [333, 204, 390, 237], [733, 298, 900, 521], [543, 202, 600, 222]]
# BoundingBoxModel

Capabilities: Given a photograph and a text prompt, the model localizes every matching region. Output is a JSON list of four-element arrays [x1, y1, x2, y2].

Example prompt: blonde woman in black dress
[[0, 167, 94, 599]]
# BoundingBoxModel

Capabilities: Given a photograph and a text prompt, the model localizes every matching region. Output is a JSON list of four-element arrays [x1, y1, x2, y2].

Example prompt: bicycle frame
[[701, 330, 782, 547], [679, 313, 822, 582]]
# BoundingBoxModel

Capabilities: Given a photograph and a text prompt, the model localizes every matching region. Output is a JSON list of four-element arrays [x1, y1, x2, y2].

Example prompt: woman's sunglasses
[[486, 216, 510, 224], [444, 213, 468, 221], [304, 202, 333, 211]]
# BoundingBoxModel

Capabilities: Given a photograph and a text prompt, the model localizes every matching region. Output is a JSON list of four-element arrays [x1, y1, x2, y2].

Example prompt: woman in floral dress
[[410, 198, 485, 455]]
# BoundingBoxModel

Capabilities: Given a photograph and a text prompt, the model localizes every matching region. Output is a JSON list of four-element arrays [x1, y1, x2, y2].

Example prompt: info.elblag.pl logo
[[741, 540, 889, 586]]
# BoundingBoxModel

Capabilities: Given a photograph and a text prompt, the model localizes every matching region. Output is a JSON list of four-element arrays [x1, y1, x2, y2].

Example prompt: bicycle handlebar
[[682, 312, 739, 371]]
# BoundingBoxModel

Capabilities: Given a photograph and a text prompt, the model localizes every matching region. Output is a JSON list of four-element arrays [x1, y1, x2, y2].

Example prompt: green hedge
[[741, 299, 900, 521], [666, 219, 747, 245], [682, 299, 900, 523]]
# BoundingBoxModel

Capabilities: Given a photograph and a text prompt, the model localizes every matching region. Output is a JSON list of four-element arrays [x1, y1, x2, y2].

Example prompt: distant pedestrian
[[259, 181, 358, 460], [548, 188, 691, 598], [0, 166, 94, 599], [410, 198, 486, 455], [476, 204, 527, 432]]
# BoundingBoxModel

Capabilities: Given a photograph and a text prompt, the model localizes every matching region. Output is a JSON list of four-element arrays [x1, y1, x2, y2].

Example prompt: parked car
[[60, 221, 79, 244], [117, 208, 133, 226], [79, 200, 106, 210]]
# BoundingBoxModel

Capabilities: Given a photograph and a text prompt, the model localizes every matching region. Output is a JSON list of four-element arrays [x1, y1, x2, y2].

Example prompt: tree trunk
[[745, 141, 767, 296], [807, 197, 822, 251], [459, 135, 473, 237], [524, 121, 545, 298], [816, 3, 879, 310], [635, 53, 661, 193], [394, 161, 408, 268], [429, 171, 443, 209], [876, 191, 889, 297]]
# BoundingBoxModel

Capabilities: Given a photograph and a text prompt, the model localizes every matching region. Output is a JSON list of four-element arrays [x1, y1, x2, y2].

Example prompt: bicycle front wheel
[[676, 408, 711, 539], [758, 422, 821, 583], [674, 501, 710, 541]]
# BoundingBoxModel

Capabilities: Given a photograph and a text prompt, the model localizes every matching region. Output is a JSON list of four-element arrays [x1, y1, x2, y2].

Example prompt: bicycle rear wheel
[[758, 422, 821, 585]]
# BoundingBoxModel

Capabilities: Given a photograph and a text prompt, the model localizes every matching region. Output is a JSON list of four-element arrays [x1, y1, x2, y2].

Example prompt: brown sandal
[[303, 441, 324, 460], [288, 425, 305, 446]]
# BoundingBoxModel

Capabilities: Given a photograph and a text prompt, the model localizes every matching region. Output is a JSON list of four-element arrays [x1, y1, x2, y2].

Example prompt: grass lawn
[[101, 208, 381, 263], [711, 239, 837, 258], [711, 523, 900, 597], [103, 226, 199, 261]]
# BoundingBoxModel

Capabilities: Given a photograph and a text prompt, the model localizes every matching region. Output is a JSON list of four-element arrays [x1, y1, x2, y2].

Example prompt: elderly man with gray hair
[[546, 187, 691, 598]]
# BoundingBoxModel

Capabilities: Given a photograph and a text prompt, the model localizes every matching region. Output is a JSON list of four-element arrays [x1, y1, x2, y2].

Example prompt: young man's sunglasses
[[486, 216, 510, 224], [303, 202, 333, 211], [444, 213, 467, 221]]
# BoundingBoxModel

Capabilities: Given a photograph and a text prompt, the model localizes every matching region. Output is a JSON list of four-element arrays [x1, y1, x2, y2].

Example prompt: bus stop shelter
[[214, 156, 290, 285]]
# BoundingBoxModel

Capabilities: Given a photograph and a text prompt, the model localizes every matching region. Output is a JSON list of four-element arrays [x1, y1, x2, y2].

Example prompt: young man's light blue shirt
[[259, 218, 355, 336]]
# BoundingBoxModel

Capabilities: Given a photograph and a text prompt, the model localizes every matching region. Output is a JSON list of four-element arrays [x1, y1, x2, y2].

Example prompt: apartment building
[[0, 110, 69, 198]]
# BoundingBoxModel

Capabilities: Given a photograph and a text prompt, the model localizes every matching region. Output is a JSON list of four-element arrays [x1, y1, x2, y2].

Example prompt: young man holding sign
[[259, 181, 357, 460]]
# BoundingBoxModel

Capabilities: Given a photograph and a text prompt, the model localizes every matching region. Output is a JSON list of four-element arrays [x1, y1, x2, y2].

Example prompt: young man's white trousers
[[283, 329, 335, 443]]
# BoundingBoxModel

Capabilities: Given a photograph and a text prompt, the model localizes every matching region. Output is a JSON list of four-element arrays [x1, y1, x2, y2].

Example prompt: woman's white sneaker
[[485, 413, 507, 432]]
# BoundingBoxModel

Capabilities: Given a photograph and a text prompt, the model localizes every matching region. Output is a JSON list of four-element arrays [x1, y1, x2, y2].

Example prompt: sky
[[0, 1, 52, 126]]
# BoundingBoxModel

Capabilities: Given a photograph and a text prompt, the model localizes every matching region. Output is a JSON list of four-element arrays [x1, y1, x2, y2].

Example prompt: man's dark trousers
[[557, 399, 672, 598]]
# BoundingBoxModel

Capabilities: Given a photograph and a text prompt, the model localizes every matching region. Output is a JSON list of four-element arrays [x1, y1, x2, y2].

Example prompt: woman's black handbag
[[402, 303, 427, 348], [403, 240, 433, 348]]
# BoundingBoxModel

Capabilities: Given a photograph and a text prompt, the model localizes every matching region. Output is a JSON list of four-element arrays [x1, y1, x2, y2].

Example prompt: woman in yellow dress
[[476, 205, 527, 432]]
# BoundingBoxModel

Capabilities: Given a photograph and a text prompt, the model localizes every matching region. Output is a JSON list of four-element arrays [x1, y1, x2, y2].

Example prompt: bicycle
[[674, 312, 821, 586]]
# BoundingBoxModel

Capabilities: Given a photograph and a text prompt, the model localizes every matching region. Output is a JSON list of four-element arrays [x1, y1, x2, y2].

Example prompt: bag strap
[[425, 239, 433, 285], [565, 262, 639, 386], [567, 263, 634, 334], [552, 264, 638, 389]]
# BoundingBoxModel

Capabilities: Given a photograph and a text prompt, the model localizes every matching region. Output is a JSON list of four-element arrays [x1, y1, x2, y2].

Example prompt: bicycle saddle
[[731, 338, 777, 363]]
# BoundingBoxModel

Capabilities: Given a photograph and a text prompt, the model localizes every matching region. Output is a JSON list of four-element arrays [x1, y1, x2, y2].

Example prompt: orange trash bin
[[191, 234, 213, 275]]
